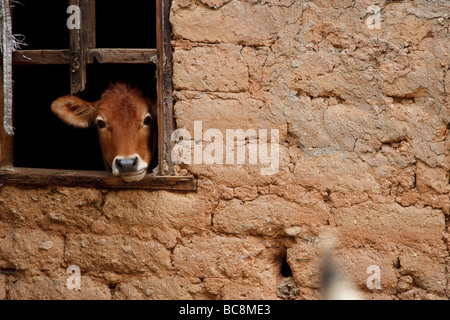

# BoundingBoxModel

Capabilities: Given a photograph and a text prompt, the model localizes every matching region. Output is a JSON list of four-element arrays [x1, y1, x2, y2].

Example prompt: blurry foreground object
[[320, 238, 363, 300]]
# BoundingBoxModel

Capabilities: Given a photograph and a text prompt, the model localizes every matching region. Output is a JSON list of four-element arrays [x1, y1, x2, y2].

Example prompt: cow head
[[51, 83, 157, 182]]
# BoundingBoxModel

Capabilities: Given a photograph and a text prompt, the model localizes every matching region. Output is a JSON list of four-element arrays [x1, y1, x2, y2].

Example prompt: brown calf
[[51, 83, 157, 182]]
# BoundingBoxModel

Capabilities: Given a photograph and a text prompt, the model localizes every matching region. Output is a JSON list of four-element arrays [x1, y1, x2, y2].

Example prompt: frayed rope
[[1, 0, 27, 135]]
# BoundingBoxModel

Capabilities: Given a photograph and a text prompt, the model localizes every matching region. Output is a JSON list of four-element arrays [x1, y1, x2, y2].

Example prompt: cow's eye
[[97, 119, 107, 129], [143, 115, 152, 126]]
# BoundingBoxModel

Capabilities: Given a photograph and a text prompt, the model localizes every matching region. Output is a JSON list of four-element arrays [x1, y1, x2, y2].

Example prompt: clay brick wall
[[1, 0, 449, 300]]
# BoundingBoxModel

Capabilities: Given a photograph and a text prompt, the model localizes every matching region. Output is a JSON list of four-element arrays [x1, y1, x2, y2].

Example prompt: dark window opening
[[13, 64, 101, 171], [12, 1, 69, 50], [13, 63, 157, 171], [12, 0, 157, 50], [95, 0, 156, 49], [11, 0, 157, 172]]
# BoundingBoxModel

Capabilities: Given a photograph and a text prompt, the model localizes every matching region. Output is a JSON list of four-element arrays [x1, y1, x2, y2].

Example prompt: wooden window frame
[[0, 0, 196, 191]]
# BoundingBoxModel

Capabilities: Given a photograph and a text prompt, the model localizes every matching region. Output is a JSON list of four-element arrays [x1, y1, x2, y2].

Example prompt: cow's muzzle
[[112, 154, 148, 182]]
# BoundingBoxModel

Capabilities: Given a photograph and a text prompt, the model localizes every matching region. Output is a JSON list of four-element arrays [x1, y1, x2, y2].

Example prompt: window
[[0, 0, 196, 191]]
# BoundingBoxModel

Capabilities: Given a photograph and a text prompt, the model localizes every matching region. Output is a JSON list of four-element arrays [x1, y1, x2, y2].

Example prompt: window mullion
[[81, 0, 96, 49], [156, 0, 175, 176], [69, 0, 87, 94]]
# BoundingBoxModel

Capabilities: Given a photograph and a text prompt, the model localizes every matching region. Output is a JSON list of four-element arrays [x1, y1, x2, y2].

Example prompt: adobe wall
[[1, 0, 449, 300]]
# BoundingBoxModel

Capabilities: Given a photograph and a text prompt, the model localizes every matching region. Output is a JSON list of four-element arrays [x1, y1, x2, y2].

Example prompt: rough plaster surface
[[1, 0, 449, 299]]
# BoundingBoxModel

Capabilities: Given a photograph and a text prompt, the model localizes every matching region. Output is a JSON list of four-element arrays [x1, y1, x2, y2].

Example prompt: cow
[[51, 82, 157, 182]]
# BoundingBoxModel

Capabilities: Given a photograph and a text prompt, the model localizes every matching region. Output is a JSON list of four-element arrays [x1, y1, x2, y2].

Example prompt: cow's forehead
[[98, 98, 147, 118], [96, 85, 149, 122]]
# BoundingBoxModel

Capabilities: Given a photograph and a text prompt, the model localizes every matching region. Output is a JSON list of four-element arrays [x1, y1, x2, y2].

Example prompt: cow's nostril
[[115, 157, 139, 173]]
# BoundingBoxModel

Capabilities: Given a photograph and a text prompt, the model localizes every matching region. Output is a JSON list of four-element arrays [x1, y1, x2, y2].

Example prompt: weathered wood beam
[[0, 67, 14, 169], [13, 49, 157, 65], [88, 48, 157, 64], [81, 0, 96, 49], [69, 0, 87, 94], [12, 50, 72, 65], [0, 167, 197, 190], [156, 0, 175, 175]]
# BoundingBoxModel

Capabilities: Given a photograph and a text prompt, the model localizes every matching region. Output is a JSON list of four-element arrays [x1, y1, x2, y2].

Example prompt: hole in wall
[[109, 283, 117, 295], [0, 269, 17, 275], [277, 254, 300, 300], [394, 257, 401, 269], [280, 256, 293, 278]]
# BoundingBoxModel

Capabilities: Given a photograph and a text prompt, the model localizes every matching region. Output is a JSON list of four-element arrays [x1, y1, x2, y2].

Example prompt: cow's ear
[[51, 95, 96, 128]]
